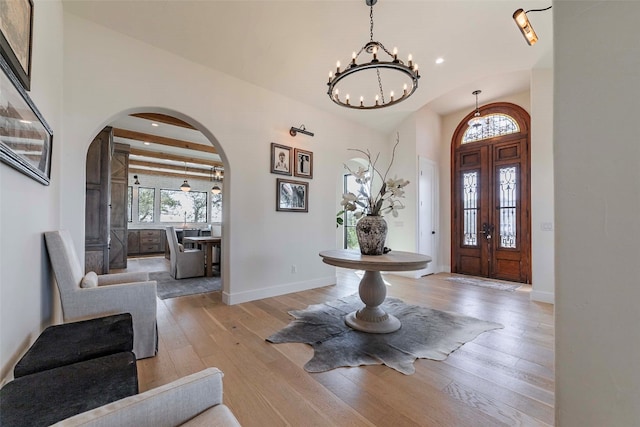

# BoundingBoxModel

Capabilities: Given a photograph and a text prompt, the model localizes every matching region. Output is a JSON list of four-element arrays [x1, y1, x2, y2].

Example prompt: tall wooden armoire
[[85, 127, 130, 273]]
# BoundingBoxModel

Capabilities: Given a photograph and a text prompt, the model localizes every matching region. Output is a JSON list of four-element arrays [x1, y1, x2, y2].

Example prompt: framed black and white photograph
[[0, 55, 53, 185], [0, 0, 33, 91], [271, 143, 291, 175], [294, 148, 313, 179], [276, 178, 308, 212]]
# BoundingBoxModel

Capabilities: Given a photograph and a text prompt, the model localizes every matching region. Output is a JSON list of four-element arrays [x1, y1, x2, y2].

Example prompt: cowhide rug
[[266, 294, 503, 375]]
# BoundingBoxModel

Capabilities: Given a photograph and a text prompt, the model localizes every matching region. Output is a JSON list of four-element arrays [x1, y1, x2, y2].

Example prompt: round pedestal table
[[319, 249, 431, 333]]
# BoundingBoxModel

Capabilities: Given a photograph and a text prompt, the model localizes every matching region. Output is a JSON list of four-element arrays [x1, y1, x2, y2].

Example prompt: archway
[[450, 102, 531, 283], [83, 108, 230, 295]]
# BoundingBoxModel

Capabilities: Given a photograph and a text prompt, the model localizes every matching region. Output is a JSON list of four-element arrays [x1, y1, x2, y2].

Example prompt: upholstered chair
[[43, 230, 158, 359], [165, 226, 205, 279]]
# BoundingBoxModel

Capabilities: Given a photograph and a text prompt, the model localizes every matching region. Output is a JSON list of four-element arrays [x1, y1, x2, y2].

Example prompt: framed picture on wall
[[0, 0, 33, 91], [0, 55, 53, 185], [276, 178, 308, 212], [271, 143, 291, 175], [293, 148, 313, 179]]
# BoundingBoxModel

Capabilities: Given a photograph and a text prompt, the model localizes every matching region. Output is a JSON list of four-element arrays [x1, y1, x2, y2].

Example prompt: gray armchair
[[165, 226, 204, 279], [44, 230, 158, 359]]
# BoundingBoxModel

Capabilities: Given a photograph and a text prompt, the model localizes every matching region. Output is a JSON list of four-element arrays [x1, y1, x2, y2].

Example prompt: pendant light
[[211, 167, 222, 194], [180, 162, 191, 192], [468, 90, 484, 129]]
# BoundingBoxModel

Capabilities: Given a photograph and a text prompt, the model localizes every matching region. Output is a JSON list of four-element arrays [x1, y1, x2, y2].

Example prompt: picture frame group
[[270, 142, 313, 179]]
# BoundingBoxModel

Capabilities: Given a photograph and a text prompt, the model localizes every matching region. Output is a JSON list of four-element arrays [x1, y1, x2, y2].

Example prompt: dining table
[[182, 236, 222, 277]]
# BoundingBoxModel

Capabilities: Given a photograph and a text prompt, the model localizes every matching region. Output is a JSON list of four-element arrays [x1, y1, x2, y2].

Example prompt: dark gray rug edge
[[149, 271, 221, 299]]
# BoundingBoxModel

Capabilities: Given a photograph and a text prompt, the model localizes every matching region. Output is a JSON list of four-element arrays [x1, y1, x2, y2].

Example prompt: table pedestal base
[[345, 310, 401, 334], [344, 270, 401, 334]]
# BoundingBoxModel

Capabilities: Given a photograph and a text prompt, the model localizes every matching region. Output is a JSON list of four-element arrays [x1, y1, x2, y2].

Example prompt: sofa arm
[[51, 368, 235, 427], [97, 271, 149, 286]]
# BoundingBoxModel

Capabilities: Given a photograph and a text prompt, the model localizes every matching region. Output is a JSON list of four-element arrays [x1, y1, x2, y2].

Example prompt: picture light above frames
[[289, 124, 314, 137]]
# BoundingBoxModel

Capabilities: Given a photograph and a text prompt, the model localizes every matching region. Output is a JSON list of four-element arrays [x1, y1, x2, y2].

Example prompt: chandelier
[[327, 0, 419, 110]]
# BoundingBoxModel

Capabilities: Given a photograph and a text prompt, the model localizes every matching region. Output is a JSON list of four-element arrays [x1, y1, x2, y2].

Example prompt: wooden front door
[[451, 103, 531, 283]]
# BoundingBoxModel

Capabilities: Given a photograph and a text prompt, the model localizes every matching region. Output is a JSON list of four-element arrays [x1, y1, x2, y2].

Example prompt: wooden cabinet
[[85, 127, 112, 274], [128, 229, 164, 255], [139, 229, 163, 254], [109, 143, 129, 269]]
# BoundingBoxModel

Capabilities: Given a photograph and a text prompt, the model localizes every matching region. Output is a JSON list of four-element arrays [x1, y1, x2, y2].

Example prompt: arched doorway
[[451, 102, 531, 283], [84, 110, 227, 291]]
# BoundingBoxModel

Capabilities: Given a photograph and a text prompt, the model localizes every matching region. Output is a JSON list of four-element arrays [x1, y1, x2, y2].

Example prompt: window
[[211, 193, 222, 223], [127, 186, 132, 222], [343, 174, 359, 250], [160, 189, 207, 223], [138, 187, 155, 222], [462, 113, 520, 144]]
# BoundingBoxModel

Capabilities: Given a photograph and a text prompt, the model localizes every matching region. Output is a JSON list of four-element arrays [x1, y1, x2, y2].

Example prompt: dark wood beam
[[129, 159, 212, 175], [113, 128, 216, 154], [129, 167, 212, 181], [129, 147, 222, 168], [130, 113, 195, 130]]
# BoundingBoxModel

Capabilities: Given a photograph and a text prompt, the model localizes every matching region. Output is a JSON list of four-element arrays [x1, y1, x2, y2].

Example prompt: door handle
[[481, 223, 494, 240]]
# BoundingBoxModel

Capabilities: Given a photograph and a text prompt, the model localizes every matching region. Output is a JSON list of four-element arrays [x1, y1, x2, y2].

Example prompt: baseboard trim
[[222, 275, 337, 305], [530, 289, 555, 305]]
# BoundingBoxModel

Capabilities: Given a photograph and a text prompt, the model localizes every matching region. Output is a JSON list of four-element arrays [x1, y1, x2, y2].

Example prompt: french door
[[451, 103, 531, 283]]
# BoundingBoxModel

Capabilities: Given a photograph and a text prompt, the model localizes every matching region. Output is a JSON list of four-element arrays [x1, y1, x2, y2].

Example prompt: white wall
[[554, 1, 640, 425], [0, 0, 64, 380], [530, 68, 554, 304], [60, 13, 387, 306]]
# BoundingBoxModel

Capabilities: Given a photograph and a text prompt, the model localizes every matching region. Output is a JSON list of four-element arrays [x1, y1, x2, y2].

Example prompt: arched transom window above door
[[462, 113, 520, 144]]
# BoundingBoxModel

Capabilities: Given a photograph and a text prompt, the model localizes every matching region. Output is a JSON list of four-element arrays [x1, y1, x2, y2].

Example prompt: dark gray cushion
[[14, 313, 133, 378], [0, 352, 138, 427]]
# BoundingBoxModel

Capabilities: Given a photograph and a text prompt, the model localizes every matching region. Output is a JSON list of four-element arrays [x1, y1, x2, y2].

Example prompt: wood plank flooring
[[129, 259, 555, 426]]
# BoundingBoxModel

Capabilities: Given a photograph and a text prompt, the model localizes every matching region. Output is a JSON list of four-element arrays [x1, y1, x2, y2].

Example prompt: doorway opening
[[451, 102, 531, 283], [84, 111, 226, 288]]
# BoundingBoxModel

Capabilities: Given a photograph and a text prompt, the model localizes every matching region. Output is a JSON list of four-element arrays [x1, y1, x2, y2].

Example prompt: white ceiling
[[63, 0, 553, 135]]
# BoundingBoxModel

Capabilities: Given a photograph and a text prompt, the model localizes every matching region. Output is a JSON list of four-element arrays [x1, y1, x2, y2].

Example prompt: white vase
[[356, 215, 387, 255]]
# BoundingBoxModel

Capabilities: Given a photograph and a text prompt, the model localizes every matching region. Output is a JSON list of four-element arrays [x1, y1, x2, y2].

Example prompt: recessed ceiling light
[[435, 57, 445, 64], [143, 142, 151, 145], [151, 123, 159, 127], [19, 119, 32, 124]]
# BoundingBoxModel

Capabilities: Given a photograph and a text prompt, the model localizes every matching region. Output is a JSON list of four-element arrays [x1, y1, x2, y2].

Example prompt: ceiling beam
[[113, 128, 216, 154], [129, 147, 222, 168], [129, 167, 213, 181], [130, 159, 213, 174], [130, 113, 195, 130]]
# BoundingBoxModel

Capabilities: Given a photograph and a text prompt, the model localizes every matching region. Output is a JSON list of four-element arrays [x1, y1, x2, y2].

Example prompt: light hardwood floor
[[129, 259, 554, 426]]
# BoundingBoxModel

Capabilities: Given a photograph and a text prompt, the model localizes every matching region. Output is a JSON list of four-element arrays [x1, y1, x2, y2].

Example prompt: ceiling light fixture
[[327, 0, 419, 110], [180, 162, 191, 192], [133, 175, 140, 185], [468, 90, 484, 129], [211, 167, 223, 194], [513, 6, 552, 46], [289, 125, 314, 137]]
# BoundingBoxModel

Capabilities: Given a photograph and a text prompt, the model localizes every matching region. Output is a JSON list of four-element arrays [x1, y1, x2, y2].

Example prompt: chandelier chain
[[369, 6, 374, 42], [377, 69, 385, 103]]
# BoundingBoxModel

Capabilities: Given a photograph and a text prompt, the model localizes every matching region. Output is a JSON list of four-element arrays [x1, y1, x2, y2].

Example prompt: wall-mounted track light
[[513, 6, 551, 46], [289, 125, 314, 137]]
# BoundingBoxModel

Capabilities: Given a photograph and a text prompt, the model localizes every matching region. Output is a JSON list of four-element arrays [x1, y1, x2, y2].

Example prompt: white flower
[[337, 133, 409, 219]]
